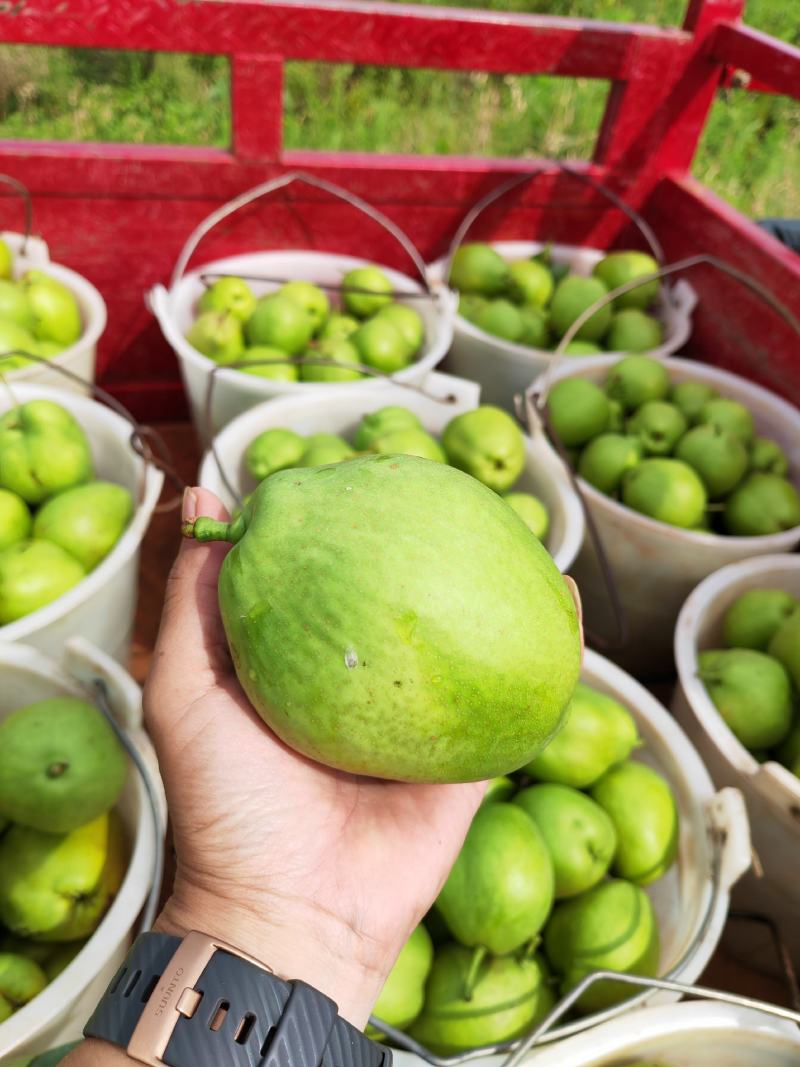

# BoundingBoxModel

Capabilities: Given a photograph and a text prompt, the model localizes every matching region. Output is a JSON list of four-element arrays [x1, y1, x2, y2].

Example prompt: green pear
[[670, 380, 718, 424], [368, 925, 433, 1037], [549, 275, 612, 342], [458, 293, 487, 323], [0, 399, 93, 505], [749, 436, 789, 476], [20, 271, 82, 346], [543, 879, 660, 1014], [605, 310, 663, 353], [0, 237, 12, 279], [0, 281, 35, 332], [0, 812, 126, 941], [246, 294, 314, 354], [278, 280, 330, 333], [0, 319, 38, 367], [409, 945, 553, 1054], [547, 379, 610, 447], [723, 589, 798, 651], [509, 259, 554, 308], [622, 459, 707, 529], [32, 481, 133, 570], [245, 428, 306, 482], [185, 310, 245, 364], [436, 803, 554, 955], [352, 317, 412, 374], [724, 474, 800, 536], [518, 305, 549, 348], [515, 783, 617, 898], [0, 697, 127, 833], [0, 488, 32, 551], [372, 428, 446, 463], [374, 303, 425, 355], [473, 298, 524, 343], [341, 266, 393, 318], [0, 540, 86, 623], [237, 345, 299, 380], [441, 406, 526, 492], [698, 649, 793, 750], [0, 952, 47, 1020], [626, 402, 687, 457], [591, 761, 679, 884], [675, 425, 748, 499], [563, 340, 602, 356], [297, 433, 356, 467], [197, 276, 256, 322], [449, 243, 510, 297], [318, 313, 360, 342], [606, 356, 670, 411], [776, 718, 800, 776], [524, 682, 639, 787], [300, 338, 363, 383], [578, 434, 642, 495], [353, 407, 421, 451], [768, 607, 800, 690], [697, 397, 755, 445], [593, 251, 660, 310], [481, 776, 516, 805], [503, 492, 549, 540]]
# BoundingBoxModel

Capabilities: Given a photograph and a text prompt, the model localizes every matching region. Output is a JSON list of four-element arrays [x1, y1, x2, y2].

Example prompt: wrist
[[154, 883, 391, 1029]]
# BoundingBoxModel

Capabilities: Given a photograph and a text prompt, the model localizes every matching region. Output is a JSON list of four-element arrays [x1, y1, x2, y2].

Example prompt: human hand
[[142, 486, 485, 1028]]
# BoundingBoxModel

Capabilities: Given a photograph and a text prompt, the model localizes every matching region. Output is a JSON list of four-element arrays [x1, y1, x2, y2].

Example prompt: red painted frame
[[0, 0, 798, 418]]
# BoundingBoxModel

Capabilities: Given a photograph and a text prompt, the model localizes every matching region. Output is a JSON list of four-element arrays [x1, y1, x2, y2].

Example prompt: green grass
[[0, 0, 797, 217]]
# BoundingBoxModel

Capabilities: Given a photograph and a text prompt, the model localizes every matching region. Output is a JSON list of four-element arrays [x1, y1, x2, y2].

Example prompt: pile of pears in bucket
[[0, 238, 84, 373], [0, 697, 130, 1022], [700, 587, 800, 777], [185, 265, 427, 380], [451, 243, 664, 355], [548, 355, 800, 535], [369, 684, 678, 1053], [0, 400, 133, 624]]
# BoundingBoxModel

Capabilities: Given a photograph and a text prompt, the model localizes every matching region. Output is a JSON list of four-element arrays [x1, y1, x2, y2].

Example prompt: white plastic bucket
[[392, 648, 749, 1059], [529, 355, 800, 679], [0, 382, 164, 662], [0, 638, 165, 1063], [1, 230, 107, 392], [197, 371, 585, 575], [673, 554, 800, 970], [521, 1000, 800, 1066], [427, 241, 696, 412]]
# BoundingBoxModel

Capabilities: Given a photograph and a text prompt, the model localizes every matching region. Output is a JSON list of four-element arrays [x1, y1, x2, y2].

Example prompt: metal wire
[[198, 272, 436, 302], [91, 679, 165, 935], [0, 173, 34, 254]]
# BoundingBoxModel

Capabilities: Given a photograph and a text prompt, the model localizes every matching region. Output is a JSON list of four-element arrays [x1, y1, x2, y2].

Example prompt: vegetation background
[[0, 0, 796, 217]]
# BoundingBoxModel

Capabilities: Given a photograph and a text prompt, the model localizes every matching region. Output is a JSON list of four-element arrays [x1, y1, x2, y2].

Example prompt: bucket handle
[[0, 173, 33, 255], [170, 170, 432, 292]]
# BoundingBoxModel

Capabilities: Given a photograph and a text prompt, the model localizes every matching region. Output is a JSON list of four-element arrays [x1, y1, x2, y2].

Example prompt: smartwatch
[[84, 931, 392, 1067]]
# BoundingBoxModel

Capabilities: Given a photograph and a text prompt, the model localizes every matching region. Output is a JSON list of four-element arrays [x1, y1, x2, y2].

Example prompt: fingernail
[[182, 487, 198, 522]]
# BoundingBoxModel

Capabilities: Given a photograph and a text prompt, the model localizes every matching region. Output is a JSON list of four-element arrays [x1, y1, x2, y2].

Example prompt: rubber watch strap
[[84, 931, 392, 1067]]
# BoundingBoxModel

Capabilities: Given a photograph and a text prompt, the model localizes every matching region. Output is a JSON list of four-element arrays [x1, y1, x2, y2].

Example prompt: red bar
[[707, 22, 800, 100]]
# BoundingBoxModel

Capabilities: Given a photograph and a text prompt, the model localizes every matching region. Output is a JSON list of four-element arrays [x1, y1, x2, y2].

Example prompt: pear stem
[[462, 945, 488, 1002], [182, 515, 245, 544]]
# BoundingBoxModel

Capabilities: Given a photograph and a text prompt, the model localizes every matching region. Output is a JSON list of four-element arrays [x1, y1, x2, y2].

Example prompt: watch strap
[[85, 932, 391, 1067]]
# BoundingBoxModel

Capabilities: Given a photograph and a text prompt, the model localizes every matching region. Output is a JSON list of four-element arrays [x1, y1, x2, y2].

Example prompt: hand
[[141, 486, 484, 1027]]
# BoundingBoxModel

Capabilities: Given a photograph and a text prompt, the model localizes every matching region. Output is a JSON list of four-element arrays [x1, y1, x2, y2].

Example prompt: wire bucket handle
[[170, 170, 434, 293], [0, 173, 34, 255]]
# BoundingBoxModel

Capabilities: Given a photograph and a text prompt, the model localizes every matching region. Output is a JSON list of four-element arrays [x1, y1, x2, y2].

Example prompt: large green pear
[[0, 812, 126, 941], [768, 607, 800, 690], [699, 648, 793, 750], [523, 682, 639, 788], [32, 481, 133, 570], [0, 952, 47, 1021], [184, 455, 581, 782], [591, 761, 679, 884], [0, 400, 93, 505], [0, 540, 86, 623], [20, 271, 82, 347], [436, 803, 554, 954], [409, 945, 553, 1054], [368, 925, 433, 1037], [0, 488, 32, 551], [544, 879, 660, 1014], [441, 406, 526, 492], [0, 697, 127, 833]]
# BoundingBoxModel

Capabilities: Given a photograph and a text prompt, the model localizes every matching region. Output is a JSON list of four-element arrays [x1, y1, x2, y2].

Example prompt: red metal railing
[[0, 0, 798, 418]]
